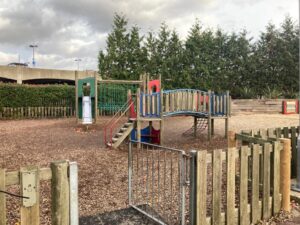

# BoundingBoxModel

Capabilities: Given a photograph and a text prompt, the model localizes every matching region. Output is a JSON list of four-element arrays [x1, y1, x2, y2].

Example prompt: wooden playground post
[[225, 90, 230, 138], [137, 88, 141, 148], [94, 71, 98, 122], [160, 88, 164, 145], [211, 118, 215, 136], [140, 74, 146, 93], [127, 89, 131, 119], [75, 71, 78, 123], [208, 90, 212, 141], [279, 138, 291, 212]]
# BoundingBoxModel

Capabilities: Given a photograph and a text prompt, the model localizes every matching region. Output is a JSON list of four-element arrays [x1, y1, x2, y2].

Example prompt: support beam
[[208, 90, 212, 141], [193, 117, 197, 137], [160, 120, 164, 145], [94, 72, 98, 122], [211, 118, 215, 136], [208, 117, 212, 141], [136, 88, 141, 148], [75, 71, 79, 123], [225, 117, 229, 139]]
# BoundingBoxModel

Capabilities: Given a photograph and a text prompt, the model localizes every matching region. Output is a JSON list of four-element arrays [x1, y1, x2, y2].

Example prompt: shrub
[[0, 83, 75, 108]]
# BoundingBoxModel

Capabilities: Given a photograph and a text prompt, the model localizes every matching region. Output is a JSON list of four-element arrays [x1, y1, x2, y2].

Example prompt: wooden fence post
[[279, 138, 291, 212], [228, 131, 237, 148], [20, 166, 40, 225], [51, 161, 70, 225], [0, 169, 6, 225]]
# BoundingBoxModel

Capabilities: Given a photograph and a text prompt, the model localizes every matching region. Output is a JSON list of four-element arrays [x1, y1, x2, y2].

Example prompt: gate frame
[[128, 140, 188, 225]]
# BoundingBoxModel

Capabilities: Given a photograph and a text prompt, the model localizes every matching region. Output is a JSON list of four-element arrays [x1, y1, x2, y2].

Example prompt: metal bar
[[163, 150, 167, 219], [129, 141, 133, 205], [180, 153, 186, 225], [130, 140, 185, 153], [157, 148, 161, 215], [189, 150, 197, 225], [136, 141, 140, 205], [151, 145, 155, 216], [130, 204, 167, 225], [146, 144, 150, 213]]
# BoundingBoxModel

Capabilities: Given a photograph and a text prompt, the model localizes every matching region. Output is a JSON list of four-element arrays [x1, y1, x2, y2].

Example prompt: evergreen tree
[[145, 31, 159, 76], [278, 16, 299, 97], [98, 15, 298, 99]]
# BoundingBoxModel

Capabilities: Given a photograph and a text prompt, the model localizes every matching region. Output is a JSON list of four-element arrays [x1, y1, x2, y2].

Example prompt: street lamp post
[[75, 58, 82, 71], [29, 44, 38, 67]]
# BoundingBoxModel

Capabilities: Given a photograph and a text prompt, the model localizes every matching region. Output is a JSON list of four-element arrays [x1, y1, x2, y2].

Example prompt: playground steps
[[107, 120, 134, 148]]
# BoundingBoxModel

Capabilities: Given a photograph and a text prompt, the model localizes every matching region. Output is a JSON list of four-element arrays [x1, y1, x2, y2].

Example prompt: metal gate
[[128, 140, 189, 225]]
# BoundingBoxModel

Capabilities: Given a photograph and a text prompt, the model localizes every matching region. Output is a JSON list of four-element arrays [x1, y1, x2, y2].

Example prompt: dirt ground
[[0, 113, 299, 224]]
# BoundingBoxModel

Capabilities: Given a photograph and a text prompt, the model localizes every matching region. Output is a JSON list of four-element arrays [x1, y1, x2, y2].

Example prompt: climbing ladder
[[182, 117, 208, 136], [104, 97, 136, 148]]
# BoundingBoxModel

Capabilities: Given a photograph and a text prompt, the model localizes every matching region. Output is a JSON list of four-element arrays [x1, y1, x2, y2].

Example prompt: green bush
[[0, 83, 75, 108]]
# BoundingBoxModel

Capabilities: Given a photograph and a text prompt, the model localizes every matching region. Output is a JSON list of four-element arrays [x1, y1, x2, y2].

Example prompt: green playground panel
[[78, 77, 96, 97], [77, 77, 96, 119], [98, 83, 138, 115]]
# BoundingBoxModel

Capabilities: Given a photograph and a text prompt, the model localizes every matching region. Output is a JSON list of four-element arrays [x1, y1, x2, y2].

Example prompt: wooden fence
[[236, 126, 299, 178], [0, 161, 78, 225], [190, 139, 290, 225], [0, 107, 75, 119]]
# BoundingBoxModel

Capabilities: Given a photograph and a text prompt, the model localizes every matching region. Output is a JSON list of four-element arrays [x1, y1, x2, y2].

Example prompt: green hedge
[[0, 83, 75, 108]]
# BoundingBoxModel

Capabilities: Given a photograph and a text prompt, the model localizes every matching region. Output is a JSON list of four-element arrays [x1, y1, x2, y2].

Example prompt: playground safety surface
[[0, 114, 299, 224]]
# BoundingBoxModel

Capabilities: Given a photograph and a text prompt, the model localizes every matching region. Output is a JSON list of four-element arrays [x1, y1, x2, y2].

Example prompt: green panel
[[98, 83, 139, 115], [78, 77, 95, 97]]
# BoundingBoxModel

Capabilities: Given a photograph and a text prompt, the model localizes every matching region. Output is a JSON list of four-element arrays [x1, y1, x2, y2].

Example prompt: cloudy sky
[[0, 0, 298, 71]]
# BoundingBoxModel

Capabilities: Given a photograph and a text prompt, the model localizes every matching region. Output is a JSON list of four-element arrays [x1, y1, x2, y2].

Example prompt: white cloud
[[0, 0, 297, 70]]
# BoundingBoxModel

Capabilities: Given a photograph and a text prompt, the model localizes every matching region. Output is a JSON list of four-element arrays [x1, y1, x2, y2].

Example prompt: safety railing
[[162, 89, 209, 116], [139, 92, 161, 117], [139, 89, 230, 118], [103, 97, 135, 145]]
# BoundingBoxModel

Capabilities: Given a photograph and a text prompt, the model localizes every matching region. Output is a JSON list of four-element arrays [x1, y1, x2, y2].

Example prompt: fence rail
[[0, 106, 75, 119], [237, 126, 299, 178], [190, 141, 284, 225], [0, 161, 78, 225]]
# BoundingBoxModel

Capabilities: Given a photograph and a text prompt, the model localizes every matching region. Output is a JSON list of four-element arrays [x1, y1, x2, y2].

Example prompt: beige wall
[[0, 65, 96, 84]]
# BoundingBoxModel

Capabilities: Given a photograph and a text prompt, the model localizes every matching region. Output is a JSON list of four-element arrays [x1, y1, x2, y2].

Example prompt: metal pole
[[189, 150, 197, 225], [128, 141, 133, 205], [180, 153, 186, 225]]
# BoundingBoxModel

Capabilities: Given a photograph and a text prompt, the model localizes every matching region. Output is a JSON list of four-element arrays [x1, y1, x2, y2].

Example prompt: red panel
[[150, 127, 160, 144], [148, 80, 161, 93], [282, 100, 299, 114]]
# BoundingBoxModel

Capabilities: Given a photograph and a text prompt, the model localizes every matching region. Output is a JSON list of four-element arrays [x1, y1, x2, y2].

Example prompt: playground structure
[[75, 74, 231, 148]]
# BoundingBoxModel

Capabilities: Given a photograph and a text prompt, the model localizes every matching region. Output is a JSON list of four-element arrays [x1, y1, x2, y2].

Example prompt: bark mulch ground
[[0, 114, 299, 224]]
